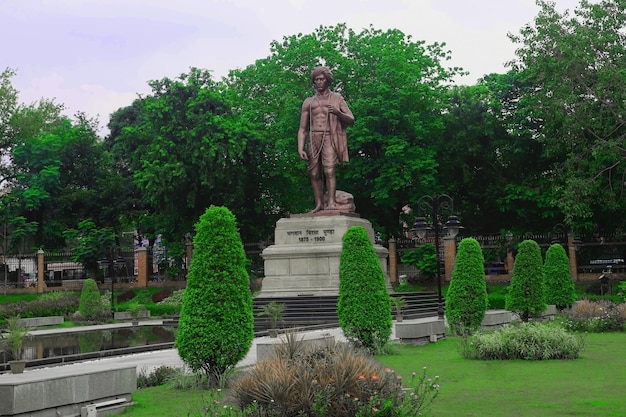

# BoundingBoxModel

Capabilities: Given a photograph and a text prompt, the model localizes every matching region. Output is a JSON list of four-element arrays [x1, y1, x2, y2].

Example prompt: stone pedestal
[[395, 317, 446, 343], [481, 310, 512, 328], [256, 333, 336, 362], [261, 213, 389, 297]]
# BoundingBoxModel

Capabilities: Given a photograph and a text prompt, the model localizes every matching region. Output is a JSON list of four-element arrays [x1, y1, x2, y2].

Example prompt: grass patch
[[379, 332, 626, 417], [121, 332, 626, 416], [0, 293, 40, 304], [121, 385, 211, 416], [393, 281, 426, 292], [51, 320, 76, 329], [485, 284, 509, 309]]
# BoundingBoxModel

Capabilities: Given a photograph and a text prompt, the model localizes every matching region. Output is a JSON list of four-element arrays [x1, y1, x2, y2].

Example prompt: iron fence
[[3, 233, 624, 290]]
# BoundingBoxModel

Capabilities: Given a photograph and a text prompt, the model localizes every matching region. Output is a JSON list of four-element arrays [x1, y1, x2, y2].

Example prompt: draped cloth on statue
[[307, 92, 349, 164]]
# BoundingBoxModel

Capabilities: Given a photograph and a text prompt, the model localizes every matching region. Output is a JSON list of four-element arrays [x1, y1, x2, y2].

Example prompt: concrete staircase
[[391, 291, 440, 320], [253, 291, 440, 333], [254, 296, 339, 332]]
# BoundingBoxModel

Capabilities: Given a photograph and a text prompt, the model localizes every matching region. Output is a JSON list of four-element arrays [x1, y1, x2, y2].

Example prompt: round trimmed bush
[[337, 226, 392, 352], [445, 237, 488, 335], [460, 322, 584, 360], [175, 206, 254, 382]]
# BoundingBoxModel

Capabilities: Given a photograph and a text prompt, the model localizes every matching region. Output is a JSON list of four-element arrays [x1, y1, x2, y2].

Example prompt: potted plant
[[392, 296, 406, 322], [127, 302, 147, 326], [258, 301, 284, 337], [1, 316, 30, 373]]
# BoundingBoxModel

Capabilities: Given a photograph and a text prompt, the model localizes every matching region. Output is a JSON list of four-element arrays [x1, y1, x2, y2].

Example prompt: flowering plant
[[230, 339, 440, 416]]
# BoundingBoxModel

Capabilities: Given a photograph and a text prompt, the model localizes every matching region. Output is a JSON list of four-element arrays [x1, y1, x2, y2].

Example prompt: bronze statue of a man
[[297, 66, 355, 213]]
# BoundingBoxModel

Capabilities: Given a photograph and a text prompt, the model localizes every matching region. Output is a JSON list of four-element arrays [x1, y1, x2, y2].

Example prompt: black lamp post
[[99, 247, 118, 318], [110, 259, 115, 317], [552, 223, 581, 250], [412, 194, 462, 320], [551, 223, 570, 247]]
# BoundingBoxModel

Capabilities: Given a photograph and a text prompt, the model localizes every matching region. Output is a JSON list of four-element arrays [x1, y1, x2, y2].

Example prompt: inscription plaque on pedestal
[[261, 214, 389, 297]]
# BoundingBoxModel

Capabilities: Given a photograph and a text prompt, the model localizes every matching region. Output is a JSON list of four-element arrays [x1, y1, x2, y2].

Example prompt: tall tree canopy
[[1, 68, 65, 188], [107, 68, 261, 243], [226, 24, 464, 236], [509, 0, 626, 232], [8, 4, 626, 252], [0, 68, 19, 184], [10, 115, 114, 247], [439, 72, 561, 234]]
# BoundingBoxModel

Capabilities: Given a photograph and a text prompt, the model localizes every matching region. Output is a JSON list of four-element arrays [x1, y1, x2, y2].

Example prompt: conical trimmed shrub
[[337, 226, 392, 352], [506, 239, 546, 321], [544, 243, 577, 311], [78, 278, 103, 320], [445, 237, 488, 335], [176, 206, 254, 382]]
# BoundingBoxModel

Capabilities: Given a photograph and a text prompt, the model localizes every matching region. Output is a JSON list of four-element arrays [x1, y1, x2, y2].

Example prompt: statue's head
[[311, 66, 333, 84]]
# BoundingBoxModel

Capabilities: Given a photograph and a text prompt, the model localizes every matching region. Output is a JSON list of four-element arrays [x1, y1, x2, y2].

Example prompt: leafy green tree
[[337, 226, 392, 352], [544, 243, 577, 311], [4, 215, 37, 291], [78, 278, 103, 321], [440, 75, 560, 234], [506, 239, 546, 321], [176, 206, 254, 383], [107, 68, 264, 242], [445, 238, 488, 335], [63, 220, 116, 278], [226, 24, 463, 236], [1, 68, 64, 185], [105, 100, 158, 244], [56, 113, 122, 229], [0, 70, 117, 251], [11, 128, 63, 245], [509, 0, 626, 231], [10, 116, 116, 247], [0, 68, 19, 184], [401, 243, 437, 280]]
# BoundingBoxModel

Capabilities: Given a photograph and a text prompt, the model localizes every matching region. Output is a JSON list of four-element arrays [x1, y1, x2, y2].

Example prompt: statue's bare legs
[[325, 167, 337, 210], [308, 165, 338, 212], [309, 166, 325, 213], [310, 188, 324, 213]]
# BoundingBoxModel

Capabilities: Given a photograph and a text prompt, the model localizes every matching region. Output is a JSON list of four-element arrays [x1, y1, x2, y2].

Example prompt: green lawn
[[122, 386, 212, 416], [122, 332, 626, 416], [380, 332, 626, 417]]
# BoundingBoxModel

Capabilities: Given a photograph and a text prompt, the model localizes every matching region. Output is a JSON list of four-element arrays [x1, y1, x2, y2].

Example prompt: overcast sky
[[1, 0, 583, 135]]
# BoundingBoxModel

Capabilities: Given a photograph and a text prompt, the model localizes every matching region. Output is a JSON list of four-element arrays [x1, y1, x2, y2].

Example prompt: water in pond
[[0, 326, 176, 365]]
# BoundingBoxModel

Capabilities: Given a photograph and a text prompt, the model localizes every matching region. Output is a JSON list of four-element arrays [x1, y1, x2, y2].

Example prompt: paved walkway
[[99, 326, 353, 373], [23, 319, 409, 375]]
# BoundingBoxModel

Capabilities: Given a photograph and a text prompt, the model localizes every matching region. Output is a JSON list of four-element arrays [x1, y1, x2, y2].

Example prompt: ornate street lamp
[[99, 247, 121, 318], [412, 194, 462, 320], [552, 223, 581, 251]]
